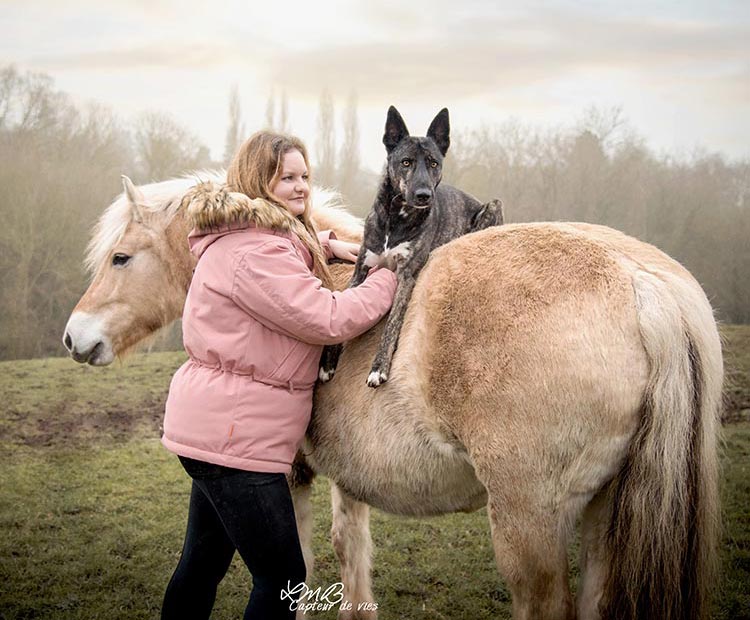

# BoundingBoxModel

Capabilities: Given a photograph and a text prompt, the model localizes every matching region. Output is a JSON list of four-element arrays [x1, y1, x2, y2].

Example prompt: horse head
[[63, 175, 200, 365]]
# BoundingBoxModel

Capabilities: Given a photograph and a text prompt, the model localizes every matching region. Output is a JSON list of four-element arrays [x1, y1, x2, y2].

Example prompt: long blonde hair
[[227, 131, 333, 289]]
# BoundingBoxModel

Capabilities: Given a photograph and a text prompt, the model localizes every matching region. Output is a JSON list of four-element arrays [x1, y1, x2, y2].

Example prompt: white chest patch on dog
[[363, 240, 412, 270]]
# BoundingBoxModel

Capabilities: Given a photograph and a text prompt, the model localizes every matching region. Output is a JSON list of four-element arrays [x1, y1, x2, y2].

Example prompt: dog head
[[383, 106, 450, 209]]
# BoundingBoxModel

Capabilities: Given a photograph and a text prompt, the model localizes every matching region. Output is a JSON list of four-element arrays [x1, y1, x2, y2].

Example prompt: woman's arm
[[231, 240, 396, 345]]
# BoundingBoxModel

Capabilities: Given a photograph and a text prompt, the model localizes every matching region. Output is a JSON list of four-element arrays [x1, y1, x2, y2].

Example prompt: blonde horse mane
[[84, 170, 223, 274], [84, 173, 363, 274], [308, 186, 365, 243]]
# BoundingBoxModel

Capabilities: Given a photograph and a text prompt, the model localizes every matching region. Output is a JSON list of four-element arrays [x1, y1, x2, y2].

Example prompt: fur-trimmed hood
[[182, 181, 307, 259], [183, 180, 302, 232]]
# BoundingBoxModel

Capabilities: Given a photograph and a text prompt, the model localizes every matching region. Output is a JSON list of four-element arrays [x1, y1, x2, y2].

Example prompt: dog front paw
[[366, 368, 388, 388], [319, 366, 336, 383]]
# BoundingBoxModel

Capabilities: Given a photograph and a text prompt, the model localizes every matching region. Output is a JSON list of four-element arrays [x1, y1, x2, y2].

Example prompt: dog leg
[[367, 272, 417, 387], [471, 198, 504, 231], [319, 343, 342, 382], [319, 254, 374, 382]]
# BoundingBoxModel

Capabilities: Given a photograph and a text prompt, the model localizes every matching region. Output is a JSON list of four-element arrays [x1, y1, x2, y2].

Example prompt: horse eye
[[401, 159, 410, 167], [112, 253, 131, 267]]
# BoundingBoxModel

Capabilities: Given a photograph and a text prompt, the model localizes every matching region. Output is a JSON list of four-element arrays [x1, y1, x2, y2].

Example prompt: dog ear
[[427, 108, 450, 156], [383, 106, 409, 153]]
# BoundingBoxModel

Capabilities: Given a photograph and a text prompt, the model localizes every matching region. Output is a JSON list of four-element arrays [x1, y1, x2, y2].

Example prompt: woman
[[161, 131, 397, 619]]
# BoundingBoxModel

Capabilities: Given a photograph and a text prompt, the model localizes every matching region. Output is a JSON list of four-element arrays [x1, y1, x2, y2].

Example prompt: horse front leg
[[330, 482, 377, 620], [289, 456, 316, 585]]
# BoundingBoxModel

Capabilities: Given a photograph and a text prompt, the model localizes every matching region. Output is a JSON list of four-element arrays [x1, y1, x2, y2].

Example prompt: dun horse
[[64, 174, 722, 620]]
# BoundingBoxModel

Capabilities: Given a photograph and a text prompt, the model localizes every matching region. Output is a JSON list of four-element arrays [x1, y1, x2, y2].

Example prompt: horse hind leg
[[577, 487, 611, 620], [485, 490, 577, 620]]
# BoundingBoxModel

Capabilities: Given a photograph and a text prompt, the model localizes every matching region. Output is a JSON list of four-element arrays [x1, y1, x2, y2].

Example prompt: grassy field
[[1, 326, 749, 619]]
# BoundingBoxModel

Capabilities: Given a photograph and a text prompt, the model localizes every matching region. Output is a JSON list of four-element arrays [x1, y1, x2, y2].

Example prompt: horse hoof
[[319, 367, 335, 383], [366, 370, 387, 387]]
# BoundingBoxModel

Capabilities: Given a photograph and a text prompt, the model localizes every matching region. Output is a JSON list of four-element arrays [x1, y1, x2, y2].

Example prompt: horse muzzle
[[63, 312, 115, 366]]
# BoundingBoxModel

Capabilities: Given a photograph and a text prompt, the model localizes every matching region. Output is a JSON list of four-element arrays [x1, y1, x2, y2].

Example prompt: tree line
[[0, 65, 746, 361], [444, 110, 749, 326]]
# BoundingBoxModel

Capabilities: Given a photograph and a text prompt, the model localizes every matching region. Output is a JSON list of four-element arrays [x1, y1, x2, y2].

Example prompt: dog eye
[[430, 160, 438, 168], [112, 253, 131, 267], [401, 159, 410, 167]]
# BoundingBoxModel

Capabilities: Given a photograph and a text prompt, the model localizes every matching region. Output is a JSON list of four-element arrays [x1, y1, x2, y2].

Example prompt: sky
[[1, 0, 749, 172]]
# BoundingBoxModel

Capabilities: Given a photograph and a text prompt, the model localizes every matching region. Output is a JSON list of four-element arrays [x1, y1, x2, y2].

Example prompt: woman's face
[[271, 149, 309, 216]]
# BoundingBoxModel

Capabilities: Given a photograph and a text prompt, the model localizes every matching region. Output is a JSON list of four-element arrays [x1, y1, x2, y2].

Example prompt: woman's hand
[[329, 239, 360, 263]]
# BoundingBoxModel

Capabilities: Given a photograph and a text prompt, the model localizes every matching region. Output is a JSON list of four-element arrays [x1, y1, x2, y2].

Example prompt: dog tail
[[471, 198, 503, 230]]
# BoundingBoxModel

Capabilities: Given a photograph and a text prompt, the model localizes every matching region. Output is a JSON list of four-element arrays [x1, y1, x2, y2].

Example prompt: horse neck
[[329, 262, 356, 291], [163, 205, 197, 311]]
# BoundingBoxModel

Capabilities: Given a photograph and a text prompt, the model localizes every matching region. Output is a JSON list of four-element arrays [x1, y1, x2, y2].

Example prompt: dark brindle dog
[[319, 106, 503, 387]]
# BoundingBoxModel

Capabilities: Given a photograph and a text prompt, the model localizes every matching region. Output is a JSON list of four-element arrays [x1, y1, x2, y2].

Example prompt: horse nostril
[[64, 332, 73, 351]]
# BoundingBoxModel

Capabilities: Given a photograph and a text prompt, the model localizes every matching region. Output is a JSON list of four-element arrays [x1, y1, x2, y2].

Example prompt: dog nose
[[415, 189, 432, 204]]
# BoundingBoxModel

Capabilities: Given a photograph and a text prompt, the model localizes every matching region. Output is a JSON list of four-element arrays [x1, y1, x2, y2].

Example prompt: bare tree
[[265, 89, 275, 129], [223, 84, 245, 165], [337, 90, 361, 203], [279, 90, 289, 133], [0, 66, 131, 359], [315, 89, 336, 187], [134, 111, 211, 181], [576, 105, 630, 155]]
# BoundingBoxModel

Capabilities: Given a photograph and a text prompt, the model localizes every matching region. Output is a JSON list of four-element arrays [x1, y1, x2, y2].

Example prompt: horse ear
[[426, 108, 450, 156], [121, 175, 145, 223], [383, 106, 409, 153]]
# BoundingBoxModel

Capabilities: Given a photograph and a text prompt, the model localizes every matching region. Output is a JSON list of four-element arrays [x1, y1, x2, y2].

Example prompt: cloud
[[17, 3, 749, 106], [5, 0, 748, 160], [264, 8, 750, 104], [30, 41, 257, 71]]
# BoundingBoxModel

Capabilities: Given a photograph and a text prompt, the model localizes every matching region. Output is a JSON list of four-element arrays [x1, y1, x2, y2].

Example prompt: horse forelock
[[84, 170, 225, 274]]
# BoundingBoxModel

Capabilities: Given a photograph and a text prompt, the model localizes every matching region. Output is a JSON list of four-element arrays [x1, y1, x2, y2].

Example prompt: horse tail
[[600, 268, 722, 620]]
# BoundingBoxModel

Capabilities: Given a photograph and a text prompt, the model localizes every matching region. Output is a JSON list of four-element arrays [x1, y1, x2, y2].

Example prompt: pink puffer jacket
[[162, 186, 397, 473]]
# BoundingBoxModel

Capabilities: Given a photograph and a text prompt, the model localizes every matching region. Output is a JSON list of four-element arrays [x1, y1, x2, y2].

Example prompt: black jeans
[[161, 457, 306, 620]]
